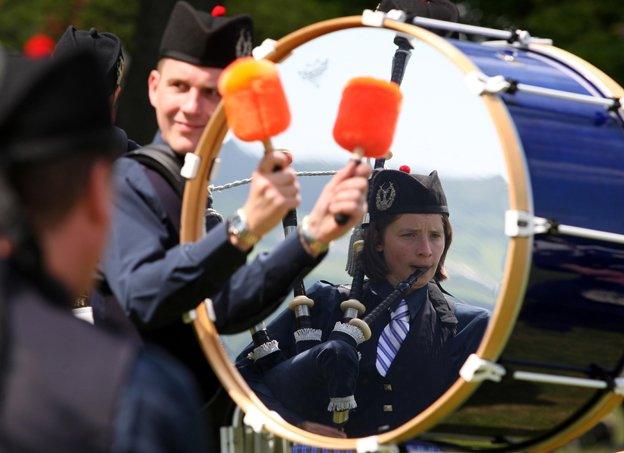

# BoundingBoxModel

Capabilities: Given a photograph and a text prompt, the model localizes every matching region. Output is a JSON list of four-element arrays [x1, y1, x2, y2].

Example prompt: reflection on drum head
[[211, 26, 509, 439]]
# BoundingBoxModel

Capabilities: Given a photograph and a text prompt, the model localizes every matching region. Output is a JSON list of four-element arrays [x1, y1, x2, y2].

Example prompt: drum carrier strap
[[127, 144, 185, 197]]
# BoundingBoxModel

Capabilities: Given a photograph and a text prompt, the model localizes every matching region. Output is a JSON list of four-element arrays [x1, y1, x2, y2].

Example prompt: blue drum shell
[[428, 40, 624, 451]]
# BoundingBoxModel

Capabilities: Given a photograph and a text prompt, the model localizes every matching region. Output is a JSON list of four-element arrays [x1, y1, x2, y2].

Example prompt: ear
[[109, 85, 122, 121], [84, 160, 113, 228], [147, 69, 161, 109], [374, 232, 384, 252]]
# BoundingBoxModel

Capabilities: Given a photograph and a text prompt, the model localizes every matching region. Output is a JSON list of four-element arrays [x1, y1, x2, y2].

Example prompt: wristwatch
[[227, 209, 260, 248], [299, 215, 330, 256]]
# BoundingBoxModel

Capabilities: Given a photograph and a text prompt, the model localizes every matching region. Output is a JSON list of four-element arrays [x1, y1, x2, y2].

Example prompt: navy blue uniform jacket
[[1, 262, 207, 453], [96, 139, 323, 402], [237, 280, 489, 437]]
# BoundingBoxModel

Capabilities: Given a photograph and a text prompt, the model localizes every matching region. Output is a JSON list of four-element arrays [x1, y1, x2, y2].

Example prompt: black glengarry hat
[[159, 1, 253, 68], [377, 0, 459, 22], [369, 169, 448, 221], [0, 50, 123, 163], [53, 26, 124, 96]]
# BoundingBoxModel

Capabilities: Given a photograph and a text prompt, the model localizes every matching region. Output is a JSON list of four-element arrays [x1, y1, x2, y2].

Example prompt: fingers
[[255, 168, 301, 211], [333, 173, 369, 193], [265, 167, 297, 187], [329, 200, 367, 218], [325, 159, 358, 189], [274, 148, 293, 166], [328, 172, 368, 207], [257, 150, 290, 173], [353, 161, 372, 178]]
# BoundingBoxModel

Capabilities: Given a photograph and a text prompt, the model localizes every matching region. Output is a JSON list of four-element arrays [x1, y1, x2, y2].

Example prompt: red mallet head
[[218, 57, 291, 142], [333, 77, 402, 159]]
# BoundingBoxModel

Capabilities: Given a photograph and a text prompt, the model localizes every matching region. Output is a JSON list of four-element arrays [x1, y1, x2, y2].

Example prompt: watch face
[[229, 213, 246, 235]]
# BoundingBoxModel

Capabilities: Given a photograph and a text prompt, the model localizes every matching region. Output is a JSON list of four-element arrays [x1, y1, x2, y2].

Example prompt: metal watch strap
[[228, 209, 259, 248], [299, 215, 330, 255]]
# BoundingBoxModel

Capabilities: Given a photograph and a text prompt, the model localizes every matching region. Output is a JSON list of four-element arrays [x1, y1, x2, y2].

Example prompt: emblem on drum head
[[236, 29, 253, 57], [376, 182, 396, 211]]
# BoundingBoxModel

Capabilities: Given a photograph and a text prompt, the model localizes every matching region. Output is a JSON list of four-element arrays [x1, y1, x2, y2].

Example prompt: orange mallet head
[[333, 77, 402, 159], [218, 57, 291, 142]]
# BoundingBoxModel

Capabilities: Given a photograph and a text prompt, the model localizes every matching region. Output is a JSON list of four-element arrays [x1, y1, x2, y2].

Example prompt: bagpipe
[[220, 35, 416, 428]]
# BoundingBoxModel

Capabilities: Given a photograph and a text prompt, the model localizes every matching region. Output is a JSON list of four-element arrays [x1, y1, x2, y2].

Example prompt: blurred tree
[[459, 0, 624, 84], [0, 0, 138, 53], [1, 0, 623, 140], [227, 0, 372, 44]]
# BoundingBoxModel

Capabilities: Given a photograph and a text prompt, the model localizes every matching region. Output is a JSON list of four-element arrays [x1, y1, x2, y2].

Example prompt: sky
[[231, 26, 510, 181]]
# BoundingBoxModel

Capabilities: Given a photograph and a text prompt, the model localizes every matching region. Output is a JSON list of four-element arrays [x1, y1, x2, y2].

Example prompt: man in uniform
[[93, 0, 371, 442], [53, 25, 139, 152], [0, 49, 208, 452]]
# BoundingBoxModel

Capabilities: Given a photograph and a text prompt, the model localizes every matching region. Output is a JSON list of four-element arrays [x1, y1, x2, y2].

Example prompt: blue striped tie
[[376, 299, 409, 377]]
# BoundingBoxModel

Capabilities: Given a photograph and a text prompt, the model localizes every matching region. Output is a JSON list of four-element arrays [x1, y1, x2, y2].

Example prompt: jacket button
[[383, 405, 393, 412], [384, 384, 392, 391]]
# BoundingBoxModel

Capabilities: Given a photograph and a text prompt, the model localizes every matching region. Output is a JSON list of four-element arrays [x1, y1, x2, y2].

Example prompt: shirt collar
[[153, 130, 166, 145], [369, 279, 429, 321], [151, 131, 185, 167]]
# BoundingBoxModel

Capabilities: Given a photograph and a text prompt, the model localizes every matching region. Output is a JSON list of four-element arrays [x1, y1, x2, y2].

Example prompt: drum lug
[[460, 354, 506, 383], [203, 298, 216, 322], [384, 9, 408, 23], [183, 297, 219, 323], [182, 309, 197, 324], [243, 406, 266, 433], [466, 72, 512, 96], [361, 9, 387, 28], [505, 210, 551, 237], [614, 377, 624, 396], [181, 152, 201, 180], [356, 436, 397, 453], [252, 39, 277, 60]]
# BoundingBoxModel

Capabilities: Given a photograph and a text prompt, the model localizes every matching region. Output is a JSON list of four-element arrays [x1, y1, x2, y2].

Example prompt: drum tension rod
[[460, 354, 506, 383], [505, 211, 556, 238], [408, 16, 552, 46], [460, 355, 624, 395], [468, 73, 623, 112], [506, 210, 624, 244]]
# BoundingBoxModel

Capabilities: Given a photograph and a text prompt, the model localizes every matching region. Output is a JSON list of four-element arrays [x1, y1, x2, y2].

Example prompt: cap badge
[[376, 182, 396, 211], [236, 29, 253, 57]]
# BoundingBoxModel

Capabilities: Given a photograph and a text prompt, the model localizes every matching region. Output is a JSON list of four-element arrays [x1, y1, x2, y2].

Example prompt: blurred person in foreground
[[53, 25, 140, 152], [0, 48, 207, 452]]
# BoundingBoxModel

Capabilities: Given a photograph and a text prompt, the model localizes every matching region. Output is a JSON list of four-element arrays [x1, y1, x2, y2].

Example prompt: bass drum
[[181, 14, 624, 452]]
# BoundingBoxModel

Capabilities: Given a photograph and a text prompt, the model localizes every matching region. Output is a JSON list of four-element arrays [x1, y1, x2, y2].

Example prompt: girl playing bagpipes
[[235, 168, 490, 437]]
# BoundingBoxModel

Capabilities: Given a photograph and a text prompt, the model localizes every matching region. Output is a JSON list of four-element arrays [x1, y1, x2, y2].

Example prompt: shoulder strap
[[428, 282, 458, 327], [126, 144, 185, 197]]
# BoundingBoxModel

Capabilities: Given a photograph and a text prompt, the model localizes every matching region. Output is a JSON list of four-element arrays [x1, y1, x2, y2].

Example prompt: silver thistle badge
[[236, 29, 253, 57], [376, 182, 396, 211]]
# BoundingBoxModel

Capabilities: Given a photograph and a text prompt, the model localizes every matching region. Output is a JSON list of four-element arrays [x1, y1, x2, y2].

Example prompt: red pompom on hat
[[399, 165, 411, 173], [211, 5, 226, 16], [23, 34, 55, 59]]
